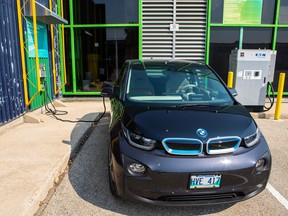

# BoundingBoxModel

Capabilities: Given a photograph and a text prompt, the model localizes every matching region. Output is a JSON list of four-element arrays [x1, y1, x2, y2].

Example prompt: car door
[[109, 62, 129, 136]]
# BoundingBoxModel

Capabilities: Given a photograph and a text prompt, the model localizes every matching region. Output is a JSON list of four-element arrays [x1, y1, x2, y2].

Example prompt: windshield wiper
[[175, 104, 218, 108], [175, 104, 234, 113]]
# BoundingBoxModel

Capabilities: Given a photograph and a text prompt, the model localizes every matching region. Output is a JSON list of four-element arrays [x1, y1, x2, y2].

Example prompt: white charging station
[[229, 49, 277, 111]]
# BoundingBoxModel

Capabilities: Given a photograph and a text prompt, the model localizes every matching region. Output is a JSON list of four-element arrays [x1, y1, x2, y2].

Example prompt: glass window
[[279, 0, 288, 24], [63, 0, 70, 24], [73, 27, 138, 92], [261, 0, 276, 24], [73, 0, 138, 24], [274, 28, 288, 92], [117, 62, 129, 100], [211, 0, 224, 24], [126, 61, 233, 106], [64, 28, 73, 92], [209, 27, 240, 82], [242, 28, 272, 49]]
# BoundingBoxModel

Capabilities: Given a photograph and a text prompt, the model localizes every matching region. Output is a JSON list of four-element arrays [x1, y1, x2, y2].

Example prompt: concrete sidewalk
[[0, 100, 109, 216], [0, 99, 286, 216], [251, 100, 288, 119]]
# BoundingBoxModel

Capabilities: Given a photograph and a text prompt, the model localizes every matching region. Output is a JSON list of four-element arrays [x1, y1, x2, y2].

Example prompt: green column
[[205, 0, 212, 64]]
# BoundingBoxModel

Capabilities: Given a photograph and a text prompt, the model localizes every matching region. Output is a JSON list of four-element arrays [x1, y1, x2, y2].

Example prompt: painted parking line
[[266, 183, 288, 210]]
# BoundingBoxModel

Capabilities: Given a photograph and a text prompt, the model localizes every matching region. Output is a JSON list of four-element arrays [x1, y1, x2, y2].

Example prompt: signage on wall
[[26, 18, 49, 58], [170, 23, 179, 31], [223, 0, 263, 24]]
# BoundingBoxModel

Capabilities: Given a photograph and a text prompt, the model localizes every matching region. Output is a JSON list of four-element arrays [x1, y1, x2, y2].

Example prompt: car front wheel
[[108, 144, 119, 197]]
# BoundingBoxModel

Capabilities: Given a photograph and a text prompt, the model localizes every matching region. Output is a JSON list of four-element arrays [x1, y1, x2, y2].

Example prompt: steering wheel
[[178, 84, 196, 94], [177, 84, 196, 101]]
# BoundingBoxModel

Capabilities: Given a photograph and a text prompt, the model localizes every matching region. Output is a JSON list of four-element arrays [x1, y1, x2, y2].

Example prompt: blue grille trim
[[206, 136, 242, 155], [162, 138, 203, 156]]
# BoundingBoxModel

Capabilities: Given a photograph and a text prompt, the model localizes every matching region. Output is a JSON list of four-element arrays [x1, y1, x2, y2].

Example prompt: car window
[[125, 62, 233, 106], [116, 62, 128, 100]]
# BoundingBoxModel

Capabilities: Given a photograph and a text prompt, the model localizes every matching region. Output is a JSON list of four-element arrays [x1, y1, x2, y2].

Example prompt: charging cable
[[43, 81, 107, 123], [263, 82, 275, 112]]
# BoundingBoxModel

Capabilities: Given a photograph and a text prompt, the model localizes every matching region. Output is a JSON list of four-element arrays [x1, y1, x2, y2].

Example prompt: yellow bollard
[[227, 71, 234, 88], [274, 73, 286, 120]]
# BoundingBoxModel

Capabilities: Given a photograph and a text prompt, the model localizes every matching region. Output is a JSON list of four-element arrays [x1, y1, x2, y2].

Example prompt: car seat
[[165, 72, 190, 94], [129, 70, 155, 96]]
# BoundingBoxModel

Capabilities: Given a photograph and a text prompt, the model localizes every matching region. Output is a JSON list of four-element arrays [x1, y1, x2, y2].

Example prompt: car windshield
[[125, 61, 234, 106]]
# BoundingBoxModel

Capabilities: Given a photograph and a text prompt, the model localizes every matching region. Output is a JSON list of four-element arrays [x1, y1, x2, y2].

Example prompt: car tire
[[108, 144, 119, 197]]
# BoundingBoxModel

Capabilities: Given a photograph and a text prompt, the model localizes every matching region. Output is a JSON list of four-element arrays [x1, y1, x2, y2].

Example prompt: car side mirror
[[229, 88, 238, 97], [101, 82, 114, 98]]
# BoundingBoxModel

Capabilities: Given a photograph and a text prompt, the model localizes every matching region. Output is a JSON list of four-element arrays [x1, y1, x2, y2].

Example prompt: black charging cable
[[43, 81, 107, 123], [263, 82, 275, 112]]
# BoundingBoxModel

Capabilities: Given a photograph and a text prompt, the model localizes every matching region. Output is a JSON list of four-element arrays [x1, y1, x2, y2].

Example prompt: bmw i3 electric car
[[101, 59, 271, 206]]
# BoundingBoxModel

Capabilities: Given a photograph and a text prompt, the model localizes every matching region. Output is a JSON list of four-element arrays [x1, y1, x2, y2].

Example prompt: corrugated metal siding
[[175, 0, 206, 60], [142, 0, 174, 59], [0, 0, 25, 125], [142, 0, 207, 60]]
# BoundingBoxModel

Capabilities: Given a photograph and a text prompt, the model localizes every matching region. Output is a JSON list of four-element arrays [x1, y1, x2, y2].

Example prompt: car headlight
[[122, 123, 156, 150], [244, 128, 261, 147]]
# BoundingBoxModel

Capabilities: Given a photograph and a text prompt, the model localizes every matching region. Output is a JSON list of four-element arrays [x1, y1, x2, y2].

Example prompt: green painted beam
[[69, 0, 74, 25], [210, 24, 276, 27], [205, 0, 212, 64], [139, 0, 143, 59], [272, 0, 281, 50], [239, 27, 243, 49], [69, 0, 76, 94]]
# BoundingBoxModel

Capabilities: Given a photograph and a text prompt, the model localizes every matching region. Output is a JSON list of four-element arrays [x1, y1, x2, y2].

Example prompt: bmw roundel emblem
[[196, 128, 208, 138]]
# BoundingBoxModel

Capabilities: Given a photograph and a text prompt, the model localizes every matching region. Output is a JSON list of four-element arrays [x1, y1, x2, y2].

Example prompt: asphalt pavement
[[40, 109, 288, 216], [0, 99, 287, 216]]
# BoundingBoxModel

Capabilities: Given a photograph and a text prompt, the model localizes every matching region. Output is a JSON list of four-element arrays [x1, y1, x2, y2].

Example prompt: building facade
[[62, 0, 288, 96], [0, 0, 66, 125]]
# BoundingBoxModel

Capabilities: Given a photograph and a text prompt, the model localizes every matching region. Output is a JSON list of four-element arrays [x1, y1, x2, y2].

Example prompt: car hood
[[122, 105, 257, 141]]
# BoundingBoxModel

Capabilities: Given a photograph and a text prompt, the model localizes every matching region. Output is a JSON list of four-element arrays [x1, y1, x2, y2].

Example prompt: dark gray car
[[101, 59, 271, 206]]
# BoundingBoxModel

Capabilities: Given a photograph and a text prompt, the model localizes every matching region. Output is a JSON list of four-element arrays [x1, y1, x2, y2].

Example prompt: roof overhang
[[24, 0, 68, 24]]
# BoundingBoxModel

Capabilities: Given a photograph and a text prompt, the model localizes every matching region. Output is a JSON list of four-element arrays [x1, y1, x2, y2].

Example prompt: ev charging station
[[229, 49, 277, 112]]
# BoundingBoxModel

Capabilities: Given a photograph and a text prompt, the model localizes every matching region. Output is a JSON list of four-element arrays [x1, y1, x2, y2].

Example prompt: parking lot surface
[[41, 116, 288, 216]]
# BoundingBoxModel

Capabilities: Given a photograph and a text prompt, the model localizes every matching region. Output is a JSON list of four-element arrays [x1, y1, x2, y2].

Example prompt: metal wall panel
[[0, 0, 25, 125], [175, 0, 206, 60], [142, 0, 174, 59], [142, 0, 207, 60]]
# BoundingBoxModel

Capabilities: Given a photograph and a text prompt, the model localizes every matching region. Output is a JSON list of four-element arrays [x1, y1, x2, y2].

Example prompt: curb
[[27, 151, 70, 216], [31, 113, 100, 216]]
